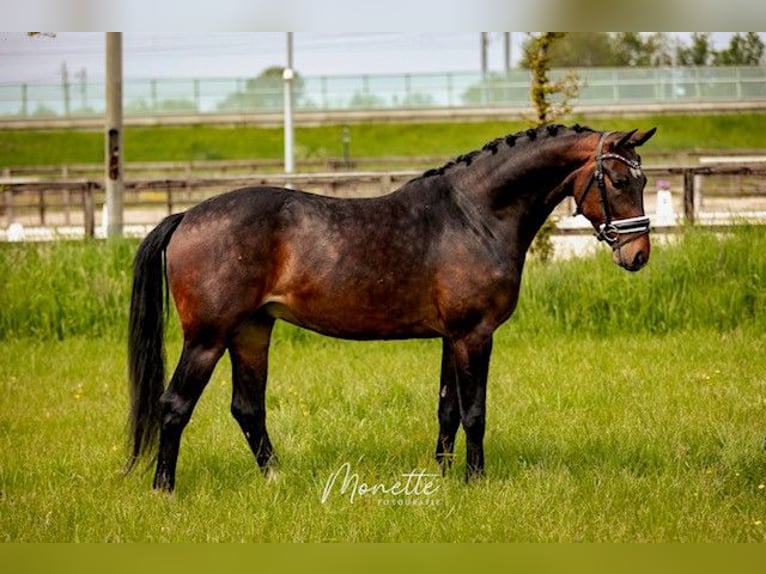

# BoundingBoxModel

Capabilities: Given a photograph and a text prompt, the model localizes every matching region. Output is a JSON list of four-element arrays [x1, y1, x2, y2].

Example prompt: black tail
[[125, 212, 185, 474]]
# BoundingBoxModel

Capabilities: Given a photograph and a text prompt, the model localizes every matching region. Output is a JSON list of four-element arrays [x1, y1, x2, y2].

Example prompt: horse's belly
[[261, 298, 439, 341]]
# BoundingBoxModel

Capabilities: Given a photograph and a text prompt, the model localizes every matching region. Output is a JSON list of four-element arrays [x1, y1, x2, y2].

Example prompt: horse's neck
[[449, 137, 589, 253]]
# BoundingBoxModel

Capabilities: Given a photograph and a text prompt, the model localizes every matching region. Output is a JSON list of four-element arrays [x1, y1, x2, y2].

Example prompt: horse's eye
[[612, 177, 629, 190]]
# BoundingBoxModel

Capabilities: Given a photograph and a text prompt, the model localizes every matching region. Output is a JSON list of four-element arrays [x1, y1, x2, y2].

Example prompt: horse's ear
[[623, 127, 657, 149], [615, 129, 638, 149]]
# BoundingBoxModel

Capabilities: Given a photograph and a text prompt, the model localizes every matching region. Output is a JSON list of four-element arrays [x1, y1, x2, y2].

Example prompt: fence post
[[3, 187, 13, 225], [38, 188, 46, 225], [83, 183, 95, 239], [63, 188, 71, 224], [166, 181, 174, 215], [683, 168, 696, 224]]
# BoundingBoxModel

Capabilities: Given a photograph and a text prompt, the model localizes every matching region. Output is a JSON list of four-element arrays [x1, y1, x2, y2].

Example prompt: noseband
[[574, 131, 651, 249]]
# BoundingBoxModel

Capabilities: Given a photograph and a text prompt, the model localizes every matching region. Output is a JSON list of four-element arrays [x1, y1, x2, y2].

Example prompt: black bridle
[[574, 131, 651, 249]]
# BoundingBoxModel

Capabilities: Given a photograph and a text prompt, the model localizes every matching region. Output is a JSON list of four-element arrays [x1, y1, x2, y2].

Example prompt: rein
[[574, 131, 651, 249]]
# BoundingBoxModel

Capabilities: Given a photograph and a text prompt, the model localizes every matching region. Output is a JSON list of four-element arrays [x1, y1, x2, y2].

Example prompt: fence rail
[[1, 66, 765, 124], [3, 149, 765, 180], [2, 164, 766, 241]]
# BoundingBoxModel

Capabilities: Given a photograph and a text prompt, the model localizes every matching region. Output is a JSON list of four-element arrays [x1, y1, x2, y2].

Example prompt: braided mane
[[419, 123, 596, 179]]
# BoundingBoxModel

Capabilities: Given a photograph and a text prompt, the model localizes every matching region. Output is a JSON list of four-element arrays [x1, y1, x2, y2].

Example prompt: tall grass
[[0, 239, 135, 340], [0, 226, 763, 341], [514, 226, 766, 335]]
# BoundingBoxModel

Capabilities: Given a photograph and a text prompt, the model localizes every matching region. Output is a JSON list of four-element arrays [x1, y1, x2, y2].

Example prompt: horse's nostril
[[633, 251, 647, 268]]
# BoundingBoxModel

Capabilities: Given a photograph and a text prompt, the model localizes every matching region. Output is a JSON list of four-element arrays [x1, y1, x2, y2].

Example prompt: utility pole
[[105, 32, 123, 238], [61, 62, 70, 116], [283, 32, 295, 175], [480, 32, 489, 77], [504, 32, 512, 72]]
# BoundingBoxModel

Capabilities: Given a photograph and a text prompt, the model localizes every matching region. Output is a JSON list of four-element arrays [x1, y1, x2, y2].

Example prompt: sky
[[0, 33, 523, 83], [0, 32, 757, 85]]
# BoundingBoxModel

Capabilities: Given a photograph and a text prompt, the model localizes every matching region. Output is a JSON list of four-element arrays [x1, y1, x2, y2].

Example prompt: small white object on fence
[[98, 203, 108, 239], [7, 222, 25, 242], [655, 180, 676, 227]]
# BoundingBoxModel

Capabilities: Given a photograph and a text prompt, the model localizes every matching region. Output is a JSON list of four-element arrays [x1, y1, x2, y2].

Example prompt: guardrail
[[1, 66, 765, 126], [2, 164, 765, 241]]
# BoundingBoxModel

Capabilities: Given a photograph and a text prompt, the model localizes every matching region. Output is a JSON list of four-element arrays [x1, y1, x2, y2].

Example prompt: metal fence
[[1, 66, 765, 119]]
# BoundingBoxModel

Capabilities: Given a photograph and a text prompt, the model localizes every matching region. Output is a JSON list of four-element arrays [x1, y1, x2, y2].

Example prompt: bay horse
[[126, 124, 657, 492]]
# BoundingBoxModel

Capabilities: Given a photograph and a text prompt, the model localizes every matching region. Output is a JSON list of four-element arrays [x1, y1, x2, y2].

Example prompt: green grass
[[0, 228, 765, 541], [1, 227, 763, 341], [1, 113, 764, 167], [1, 329, 764, 541], [515, 226, 766, 335]]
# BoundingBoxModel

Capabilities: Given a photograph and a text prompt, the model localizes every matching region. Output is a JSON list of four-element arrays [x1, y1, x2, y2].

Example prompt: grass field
[[1, 328, 764, 542], [1, 112, 765, 167], [0, 228, 765, 541]]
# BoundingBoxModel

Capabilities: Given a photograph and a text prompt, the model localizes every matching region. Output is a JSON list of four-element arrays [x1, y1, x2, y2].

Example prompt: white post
[[105, 32, 123, 238], [283, 32, 295, 176]]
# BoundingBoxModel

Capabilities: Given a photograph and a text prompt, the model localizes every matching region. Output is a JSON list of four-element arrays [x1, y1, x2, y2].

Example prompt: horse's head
[[573, 128, 657, 272]]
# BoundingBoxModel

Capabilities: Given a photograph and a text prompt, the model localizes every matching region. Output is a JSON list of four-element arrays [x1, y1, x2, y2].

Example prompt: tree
[[217, 66, 305, 112], [713, 32, 765, 65], [519, 32, 680, 69], [612, 32, 673, 67], [525, 33, 581, 262], [676, 33, 715, 66], [521, 32, 617, 68], [525, 33, 580, 126], [644, 33, 675, 66]]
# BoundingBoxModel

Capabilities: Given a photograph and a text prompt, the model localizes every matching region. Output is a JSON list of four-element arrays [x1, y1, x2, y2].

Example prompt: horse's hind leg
[[154, 337, 225, 492], [228, 317, 277, 476], [435, 338, 461, 474]]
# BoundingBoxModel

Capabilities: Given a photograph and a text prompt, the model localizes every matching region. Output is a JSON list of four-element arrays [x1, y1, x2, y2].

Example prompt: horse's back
[[163, 184, 446, 340]]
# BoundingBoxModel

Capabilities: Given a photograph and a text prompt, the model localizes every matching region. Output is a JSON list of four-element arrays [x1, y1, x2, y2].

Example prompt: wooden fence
[[1, 164, 765, 240]]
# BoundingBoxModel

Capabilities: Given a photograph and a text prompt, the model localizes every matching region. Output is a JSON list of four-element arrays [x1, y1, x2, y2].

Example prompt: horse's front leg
[[435, 339, 461, 474], [451, 334, 493, 481]]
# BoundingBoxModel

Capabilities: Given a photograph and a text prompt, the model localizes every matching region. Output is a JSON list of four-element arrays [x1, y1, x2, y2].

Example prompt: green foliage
[[1, 227, 764, 342], [521, 32, 674, 69], [676, 33, 716, 66], [520, 32, 765, 69], [217, 66, 306, 112], [514, 226, 766, 335], [0, 239, 136, 340], [521, 32, 617, 68], [525, 33, 579, 260], [713, 32, 765, 66], [525, 33, 580, 126], [348, 92, 386, 109], [528, 218, 556, 264], [126, 98, 198, 115], [461, 73, 521, 106], [676, 32, 764, 67]]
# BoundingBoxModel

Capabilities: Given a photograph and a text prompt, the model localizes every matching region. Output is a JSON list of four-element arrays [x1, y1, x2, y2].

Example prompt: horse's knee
[[461, 407, 486, 440]]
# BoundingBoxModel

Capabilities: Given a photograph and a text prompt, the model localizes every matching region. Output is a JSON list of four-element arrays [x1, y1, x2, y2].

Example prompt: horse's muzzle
[[613, 233, 650, 272]]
